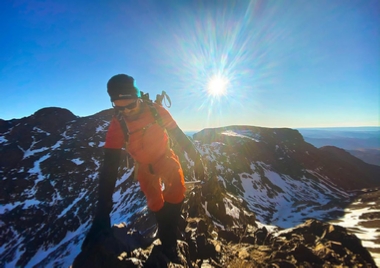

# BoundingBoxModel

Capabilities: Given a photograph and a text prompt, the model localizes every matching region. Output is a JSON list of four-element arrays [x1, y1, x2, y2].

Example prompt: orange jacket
[[104, 103, 177, 164]]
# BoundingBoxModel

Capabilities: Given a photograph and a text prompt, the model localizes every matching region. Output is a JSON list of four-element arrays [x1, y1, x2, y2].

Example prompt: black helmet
[[107, 74, 141, 102]]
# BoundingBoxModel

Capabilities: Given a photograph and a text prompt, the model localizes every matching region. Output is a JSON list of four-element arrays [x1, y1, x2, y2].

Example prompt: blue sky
[[1, 0, 379, 130]]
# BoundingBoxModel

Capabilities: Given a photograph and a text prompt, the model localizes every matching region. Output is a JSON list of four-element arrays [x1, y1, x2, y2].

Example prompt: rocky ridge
[[72, 182, 378, 267]]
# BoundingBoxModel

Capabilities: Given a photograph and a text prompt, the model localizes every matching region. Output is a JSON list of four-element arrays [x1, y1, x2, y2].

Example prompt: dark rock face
[[0, 107, 77, 171], [1, 110, 379, 267], [31, 107, 77, 133], [319, 146, 380, 188]]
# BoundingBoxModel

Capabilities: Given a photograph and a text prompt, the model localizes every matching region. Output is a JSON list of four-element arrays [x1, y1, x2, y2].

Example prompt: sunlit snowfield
[[198, 129, 380, 266], [329, 199, 380, 266]]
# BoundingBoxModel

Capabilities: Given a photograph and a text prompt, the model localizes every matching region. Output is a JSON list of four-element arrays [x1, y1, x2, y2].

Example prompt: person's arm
[[167, 126, 198, 158], [155, 104, 206, 180], [82, 118, 123, 249], [96, 148, 121, 216], [97, 117, 124, 216], [167, 126, 205, 181]]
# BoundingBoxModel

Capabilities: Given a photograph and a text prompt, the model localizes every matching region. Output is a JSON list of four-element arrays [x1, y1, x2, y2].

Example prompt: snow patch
[[58, 190, 88, 218], [25, 227, 87, 268], [23, 146, 49, 158], [33, 127, 51, 136], [328, 206, 380, 265], [0, 135, 8, 144], [28, 154, 51, 183], [223, 198, 240, 219], [96, 122, 109, 133], [221, 129, 261, 142], [51, 140, 63, 150], [115, 169, 134, 187], [0, 202, 22, 214], [23, 199, 41, 209], [71, 158, 84, 165]]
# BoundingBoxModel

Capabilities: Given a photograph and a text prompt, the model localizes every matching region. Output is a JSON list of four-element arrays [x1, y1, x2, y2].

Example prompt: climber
[[82, 74, 205, 262]]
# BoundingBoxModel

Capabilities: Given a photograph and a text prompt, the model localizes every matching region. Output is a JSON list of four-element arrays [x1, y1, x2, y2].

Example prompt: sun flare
[[206, 75, 229, 97]]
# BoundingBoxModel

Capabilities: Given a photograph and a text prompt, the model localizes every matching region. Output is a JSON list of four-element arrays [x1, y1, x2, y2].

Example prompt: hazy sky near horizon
[[1, 0, 379, 130]]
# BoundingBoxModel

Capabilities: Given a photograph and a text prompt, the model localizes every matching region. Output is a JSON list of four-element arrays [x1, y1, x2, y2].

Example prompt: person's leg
[[152, 151, 186, 262], [137, 164, 164, 212], [153, 151, 186, 205]]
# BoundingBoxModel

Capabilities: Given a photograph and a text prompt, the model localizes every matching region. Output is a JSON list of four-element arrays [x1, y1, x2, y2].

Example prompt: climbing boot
[[154, 200, 184, 263]]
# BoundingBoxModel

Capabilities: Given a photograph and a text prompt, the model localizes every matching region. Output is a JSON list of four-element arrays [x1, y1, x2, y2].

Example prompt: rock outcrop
[[72, 183, 378, 268]]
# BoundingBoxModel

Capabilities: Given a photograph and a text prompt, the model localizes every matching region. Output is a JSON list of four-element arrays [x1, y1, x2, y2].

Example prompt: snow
[[305, 169, 349, 197], [23, 146, 49, 158], [223, 198, 240, 219], [0, 128, 12, 144], [215, 163, 224, 172], [23, 136, 50, 159], [25, 226, 87, 268], [328, 206, 380, 265], [255, 221, 279, 233], [51, 140, 63, 150], [113, 183, 136, 203], [111, 190, 143, 225], [0, 135, 7, 144], [92, 157, 101, 169], [61, 125, 74, 139], [235, 162, 350, 228], [0, 202, 22, 214], [0, 243, 6, 255], [218, 175, 226, 188], [203, 201, 212, 218], [5, 247, 26, 268], [22, 199, 41, 209], [221, 129, 261, 142], [58, 190, 88, 218], [71, 158, 84, 165], [28, 154, 51, 183], [115, 169, 134, 188], [96, 122, 109, 133], [33, 127, 50, 136]]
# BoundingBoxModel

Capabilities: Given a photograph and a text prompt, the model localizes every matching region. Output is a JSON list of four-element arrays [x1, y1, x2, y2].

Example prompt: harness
[[114, 91, 172, 172], [114, 101, 163, 144]]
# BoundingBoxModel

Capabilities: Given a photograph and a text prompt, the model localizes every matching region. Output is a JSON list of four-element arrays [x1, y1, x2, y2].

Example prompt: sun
[[206, 75, 229, 97]]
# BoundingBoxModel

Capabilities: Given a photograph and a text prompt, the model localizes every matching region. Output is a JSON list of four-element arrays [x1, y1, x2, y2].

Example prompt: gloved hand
[[81, 213, 111, 250], [194, 156, 206, 181]]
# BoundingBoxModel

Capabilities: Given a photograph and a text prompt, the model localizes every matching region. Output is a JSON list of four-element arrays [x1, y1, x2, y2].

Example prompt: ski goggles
[[112, 100, 138, 111]]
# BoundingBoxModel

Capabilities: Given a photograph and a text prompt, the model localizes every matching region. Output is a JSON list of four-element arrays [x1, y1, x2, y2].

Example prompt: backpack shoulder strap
[[114, 111, 132, 169], [115, 111, 129, 143], [144, 100, 164, 128]]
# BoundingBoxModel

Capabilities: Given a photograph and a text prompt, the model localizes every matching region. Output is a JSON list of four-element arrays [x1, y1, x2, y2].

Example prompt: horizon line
[[183, 125, 380, 132]]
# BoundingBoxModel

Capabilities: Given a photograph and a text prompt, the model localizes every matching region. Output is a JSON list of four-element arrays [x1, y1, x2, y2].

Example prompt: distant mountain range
[[297, 127, 380, 166], [0, 108, 379, 267]]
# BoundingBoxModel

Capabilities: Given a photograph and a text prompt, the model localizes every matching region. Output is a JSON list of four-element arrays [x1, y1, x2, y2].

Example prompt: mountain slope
[[1, 109, 379, 267]]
